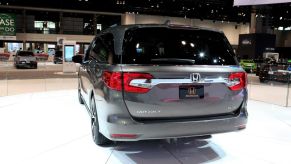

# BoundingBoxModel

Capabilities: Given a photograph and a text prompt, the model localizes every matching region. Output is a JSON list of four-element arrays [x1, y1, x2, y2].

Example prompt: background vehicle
[[259, 62, 290, 83], [14, 51, 37, 69], [73, 24, 248, 145], [53, 51, 63, 64], [240, 59, 256, 73]]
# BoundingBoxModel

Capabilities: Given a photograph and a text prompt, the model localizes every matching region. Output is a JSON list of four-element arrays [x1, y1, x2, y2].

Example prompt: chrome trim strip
[[130, 77, 239, 88]]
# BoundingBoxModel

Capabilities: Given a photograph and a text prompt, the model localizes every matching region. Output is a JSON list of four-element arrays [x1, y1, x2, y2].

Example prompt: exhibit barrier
[[0, 60, 78, 97], [248, 73, 291, 107], [1, 60, 291, 107]]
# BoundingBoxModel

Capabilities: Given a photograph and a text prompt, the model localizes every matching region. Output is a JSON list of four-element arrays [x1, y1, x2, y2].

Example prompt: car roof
[[102, 24, 223, 34]]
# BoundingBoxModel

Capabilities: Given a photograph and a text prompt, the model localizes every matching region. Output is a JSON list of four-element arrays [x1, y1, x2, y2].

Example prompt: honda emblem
[[191, 73, 200, 82]]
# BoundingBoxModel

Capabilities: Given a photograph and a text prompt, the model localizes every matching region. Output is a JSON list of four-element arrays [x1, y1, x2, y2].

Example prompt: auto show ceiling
[[0, 0, 290, 27]]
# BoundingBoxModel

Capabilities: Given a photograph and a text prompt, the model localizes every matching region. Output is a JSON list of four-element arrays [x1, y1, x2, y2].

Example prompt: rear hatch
[[18, 51, 36, 62], [120, 66, 246, 119], [106, 27, 246, 119]]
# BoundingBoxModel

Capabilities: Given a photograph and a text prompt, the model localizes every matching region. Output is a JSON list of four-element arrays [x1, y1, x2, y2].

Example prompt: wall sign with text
[[0, 13, 16, 36]]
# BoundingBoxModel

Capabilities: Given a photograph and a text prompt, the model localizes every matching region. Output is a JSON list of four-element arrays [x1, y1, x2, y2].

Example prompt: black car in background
[[53, 51, 63, 64], [259, 63, 291, 83]]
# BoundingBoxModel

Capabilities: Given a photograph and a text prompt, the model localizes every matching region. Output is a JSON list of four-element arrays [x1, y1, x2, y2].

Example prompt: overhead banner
[[0, 13, 16, 37], [234, 0, 291, 6]]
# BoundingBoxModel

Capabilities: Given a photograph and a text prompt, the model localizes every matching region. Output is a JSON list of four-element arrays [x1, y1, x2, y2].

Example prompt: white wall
[[122, 13, 250, 45]]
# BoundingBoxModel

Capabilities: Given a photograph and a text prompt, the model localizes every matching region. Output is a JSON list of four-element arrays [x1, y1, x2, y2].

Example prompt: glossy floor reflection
[[0, 90, 291, 164]]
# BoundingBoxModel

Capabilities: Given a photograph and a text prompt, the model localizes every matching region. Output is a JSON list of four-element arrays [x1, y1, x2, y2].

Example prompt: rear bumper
[[102, 106, 248, 141], [15, 61, 37, 68]]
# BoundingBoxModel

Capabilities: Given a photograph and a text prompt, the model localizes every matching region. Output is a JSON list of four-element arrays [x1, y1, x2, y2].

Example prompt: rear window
[[18, 51, 34, 57], [122, 28, 237, 65]]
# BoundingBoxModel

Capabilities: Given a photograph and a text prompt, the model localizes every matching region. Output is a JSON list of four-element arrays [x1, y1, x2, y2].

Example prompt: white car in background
[[14, 51, 38, 69]]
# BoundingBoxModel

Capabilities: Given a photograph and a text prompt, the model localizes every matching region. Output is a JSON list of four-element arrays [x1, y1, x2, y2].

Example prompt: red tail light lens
[[102, 71, 122, 91], [102, 71, 153, 93], [228, 72, 247, 91], [123, 73, 153, 93]]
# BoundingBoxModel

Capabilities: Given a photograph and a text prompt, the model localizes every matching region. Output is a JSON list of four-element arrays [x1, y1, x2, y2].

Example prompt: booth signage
[[0, 13, 16, 36]]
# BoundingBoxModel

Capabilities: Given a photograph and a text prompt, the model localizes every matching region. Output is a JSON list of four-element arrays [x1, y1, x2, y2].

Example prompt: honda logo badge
[[191, 73, 200, 82], [188, 87, 196, 95]]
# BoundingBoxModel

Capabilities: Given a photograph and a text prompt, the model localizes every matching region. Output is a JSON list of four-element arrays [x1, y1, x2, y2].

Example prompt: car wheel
[[90, 96, 111, 145], [78, 82, 84, 104]]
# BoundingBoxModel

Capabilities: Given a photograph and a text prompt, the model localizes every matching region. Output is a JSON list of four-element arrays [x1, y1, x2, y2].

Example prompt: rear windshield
[[18, 51, 34, 57], [122, 28, 237, 65]]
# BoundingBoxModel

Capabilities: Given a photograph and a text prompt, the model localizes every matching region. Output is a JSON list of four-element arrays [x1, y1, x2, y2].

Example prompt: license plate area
[[179, 85, 204, 99]]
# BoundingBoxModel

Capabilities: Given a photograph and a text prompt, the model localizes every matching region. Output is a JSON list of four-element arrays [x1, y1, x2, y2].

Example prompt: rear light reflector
[[102, 71, 153, 93], [110, 134, 138, 139], [228, 72, 247, 91]]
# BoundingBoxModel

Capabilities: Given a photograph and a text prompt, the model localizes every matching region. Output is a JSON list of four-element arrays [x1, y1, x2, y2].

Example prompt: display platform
[[0, 90, 291, 164]]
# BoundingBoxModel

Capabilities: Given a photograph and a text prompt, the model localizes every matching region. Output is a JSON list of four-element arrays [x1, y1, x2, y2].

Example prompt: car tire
[[90, 96, 111, 146], [259, 78, 265, 83], [78, 82, 84, 105]]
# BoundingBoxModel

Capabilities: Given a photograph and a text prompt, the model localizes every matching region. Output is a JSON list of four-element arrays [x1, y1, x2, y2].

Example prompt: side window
[[89, 33, 116, 64], [84, 38, 95, 62]]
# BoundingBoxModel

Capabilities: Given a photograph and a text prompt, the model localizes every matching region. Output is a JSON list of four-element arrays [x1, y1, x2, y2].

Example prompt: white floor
[[0, 90, 291, 164]]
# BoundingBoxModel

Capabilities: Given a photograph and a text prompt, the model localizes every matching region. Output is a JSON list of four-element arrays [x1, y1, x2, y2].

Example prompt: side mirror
[[72, 55, 83, 64]]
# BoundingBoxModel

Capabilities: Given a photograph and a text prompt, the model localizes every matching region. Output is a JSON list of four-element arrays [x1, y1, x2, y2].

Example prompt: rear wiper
[[151, 58, 195, 64]]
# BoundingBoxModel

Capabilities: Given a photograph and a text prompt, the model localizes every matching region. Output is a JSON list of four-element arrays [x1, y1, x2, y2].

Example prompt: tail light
[[228, 72, 247, 91], [102, 71, 153, 93]]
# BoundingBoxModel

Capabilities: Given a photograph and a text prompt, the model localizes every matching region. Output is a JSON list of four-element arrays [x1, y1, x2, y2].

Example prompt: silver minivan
[[73, 24, 248, 145]]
